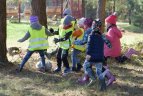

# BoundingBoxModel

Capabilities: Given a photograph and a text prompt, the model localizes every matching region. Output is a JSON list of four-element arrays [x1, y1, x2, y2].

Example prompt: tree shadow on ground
[[0, 63, 85, 94], [1, 61, 143, 96]]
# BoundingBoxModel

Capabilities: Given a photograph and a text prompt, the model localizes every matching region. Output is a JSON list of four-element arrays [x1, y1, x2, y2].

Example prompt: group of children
[[16, 9, 142, 91]]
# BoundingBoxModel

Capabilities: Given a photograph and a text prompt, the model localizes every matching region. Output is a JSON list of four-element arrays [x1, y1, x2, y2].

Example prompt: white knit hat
[[77, 17, 86, 26]]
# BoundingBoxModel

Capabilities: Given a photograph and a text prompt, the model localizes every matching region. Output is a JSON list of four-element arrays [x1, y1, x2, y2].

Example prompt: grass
[[1, 21, 143, 96], [117, 22, 143, 33]]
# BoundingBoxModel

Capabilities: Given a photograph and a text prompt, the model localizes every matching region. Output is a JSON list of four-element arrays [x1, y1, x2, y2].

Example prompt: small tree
[[0, 0, 8, 63], [31, 0, 47, 28]]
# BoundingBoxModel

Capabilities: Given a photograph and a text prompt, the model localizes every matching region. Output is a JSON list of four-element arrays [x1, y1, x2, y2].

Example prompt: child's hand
[[86, 55, 91, 61], [17, 39, 23, 42]]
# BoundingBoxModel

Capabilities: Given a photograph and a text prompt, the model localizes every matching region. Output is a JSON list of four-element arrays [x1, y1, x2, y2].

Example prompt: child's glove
[[86, 55, 91, 61], [49, 28, 54, 33], [54, 38, 60, 44]]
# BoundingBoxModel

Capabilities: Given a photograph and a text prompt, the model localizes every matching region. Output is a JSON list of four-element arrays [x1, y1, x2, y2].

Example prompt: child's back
[[86, 32, 104, 62]]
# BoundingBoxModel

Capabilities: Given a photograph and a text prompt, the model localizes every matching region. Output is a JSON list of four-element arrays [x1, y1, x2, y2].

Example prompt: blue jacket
[[86, 32, 104, 62]]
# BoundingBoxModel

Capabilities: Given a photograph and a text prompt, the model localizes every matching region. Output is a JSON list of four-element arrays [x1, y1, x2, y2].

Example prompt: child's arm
[[17, 32, 30, 42], [46, 28, 59, 36], [85, 35, 92, 61], [74, 28, 92, 45], [73, 32, 88, 45], [102, 35, 112, 48], [54, 31, 72, 43]]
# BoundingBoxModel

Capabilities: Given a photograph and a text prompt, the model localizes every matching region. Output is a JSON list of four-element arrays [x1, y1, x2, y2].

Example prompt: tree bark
[[82, 0, 85, 17], [31, 0, 47, 28], [96, 0, 106, 32], [0, 0, 8, 63]]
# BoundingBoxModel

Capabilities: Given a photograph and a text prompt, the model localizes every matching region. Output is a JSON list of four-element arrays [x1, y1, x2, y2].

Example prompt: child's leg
[[38, 50, 46, 68], [54, 48, 62, 72], [19, 50, 34, 71], [61, 49, 70, 73], [77, 60, 90, 84], [102, 64, 115, 86], [95, 62, 106, 91], [71, 49, 80, 71], [76, 50, 82, 71], [85, 61, 95, 80], [124, 48, 139, 58]]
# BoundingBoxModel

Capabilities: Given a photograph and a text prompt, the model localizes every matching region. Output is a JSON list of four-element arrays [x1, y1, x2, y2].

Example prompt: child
[[104, 12, 122, 60], [72, 18, 93, 72], [83, 19, 106, 91], [74, 18, 93, 45], [16, 16, 52, 72], [53, 15, 75, 75], [77, 19, 115, 87], [71, 17, 86, 72]]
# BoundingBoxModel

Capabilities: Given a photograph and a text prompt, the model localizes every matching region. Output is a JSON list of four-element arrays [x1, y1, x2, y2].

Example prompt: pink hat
[[105, 12, 117, 24]]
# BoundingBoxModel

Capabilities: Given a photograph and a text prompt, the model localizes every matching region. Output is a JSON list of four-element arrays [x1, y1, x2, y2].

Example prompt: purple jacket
[[104, 26, 122, 57]]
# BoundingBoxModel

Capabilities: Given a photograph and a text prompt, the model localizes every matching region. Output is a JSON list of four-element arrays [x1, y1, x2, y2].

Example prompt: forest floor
[[0, 22, 143, 96]]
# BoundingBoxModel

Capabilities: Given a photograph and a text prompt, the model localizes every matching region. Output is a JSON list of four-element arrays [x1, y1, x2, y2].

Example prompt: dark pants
[[115, 55, 128, 63], [56, 48, 69, 69], [19, 50, 45, 71]]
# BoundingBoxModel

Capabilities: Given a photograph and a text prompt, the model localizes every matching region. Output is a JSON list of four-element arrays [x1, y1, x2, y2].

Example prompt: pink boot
[[106, 71, 116, 86], [124, 48, 139, 59], [77, 74, 89, 84]]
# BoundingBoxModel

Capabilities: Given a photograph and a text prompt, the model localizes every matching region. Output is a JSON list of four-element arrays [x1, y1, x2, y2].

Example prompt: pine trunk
[[96, 0, 106, 32], [0, 0, 8, 63], [31, 0, 47, 28]]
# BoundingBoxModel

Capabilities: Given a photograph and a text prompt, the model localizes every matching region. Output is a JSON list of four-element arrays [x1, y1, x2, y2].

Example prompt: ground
[[0, 22, 143, 96]]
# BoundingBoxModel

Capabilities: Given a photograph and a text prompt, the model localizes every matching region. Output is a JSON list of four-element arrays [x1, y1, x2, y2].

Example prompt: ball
[[36, 60, 52, 71]]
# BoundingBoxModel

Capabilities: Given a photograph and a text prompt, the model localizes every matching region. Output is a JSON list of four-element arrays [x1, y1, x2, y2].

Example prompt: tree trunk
[[96, 0, 106, 32], [31, 0, 47, 28], [128, 9, 132, 25], [82, 0, 85, 17], [0, 0, 8, 63]]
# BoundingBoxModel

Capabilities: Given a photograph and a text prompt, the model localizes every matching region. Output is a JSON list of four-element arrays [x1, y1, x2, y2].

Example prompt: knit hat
[[30, 16, 39, 23], [92, 19, 102, 32], [84, 18, 93, 27], [63, 15, 74, 25], [105, 12, 117, 24], [63, 8, 72, 16], [77, 17, 86, 26]]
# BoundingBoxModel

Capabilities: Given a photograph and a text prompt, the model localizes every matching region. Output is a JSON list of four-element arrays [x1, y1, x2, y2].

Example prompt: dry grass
[[0, 56, 143, 96]]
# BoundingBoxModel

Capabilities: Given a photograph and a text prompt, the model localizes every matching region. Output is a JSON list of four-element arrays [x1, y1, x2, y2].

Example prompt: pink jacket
[[104, 26, 122, 57]]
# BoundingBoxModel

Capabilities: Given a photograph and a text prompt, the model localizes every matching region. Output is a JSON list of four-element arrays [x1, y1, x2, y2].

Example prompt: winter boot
[[77, 74, 89, 84], [99, 79, 106, 91], [105, 71, 116, 86], [53, 67, 61, 73], [124, 48, 139, 59], [76, 64, 82, 72], [72, 67, 77, 72], [16, 68, 22, 73]]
